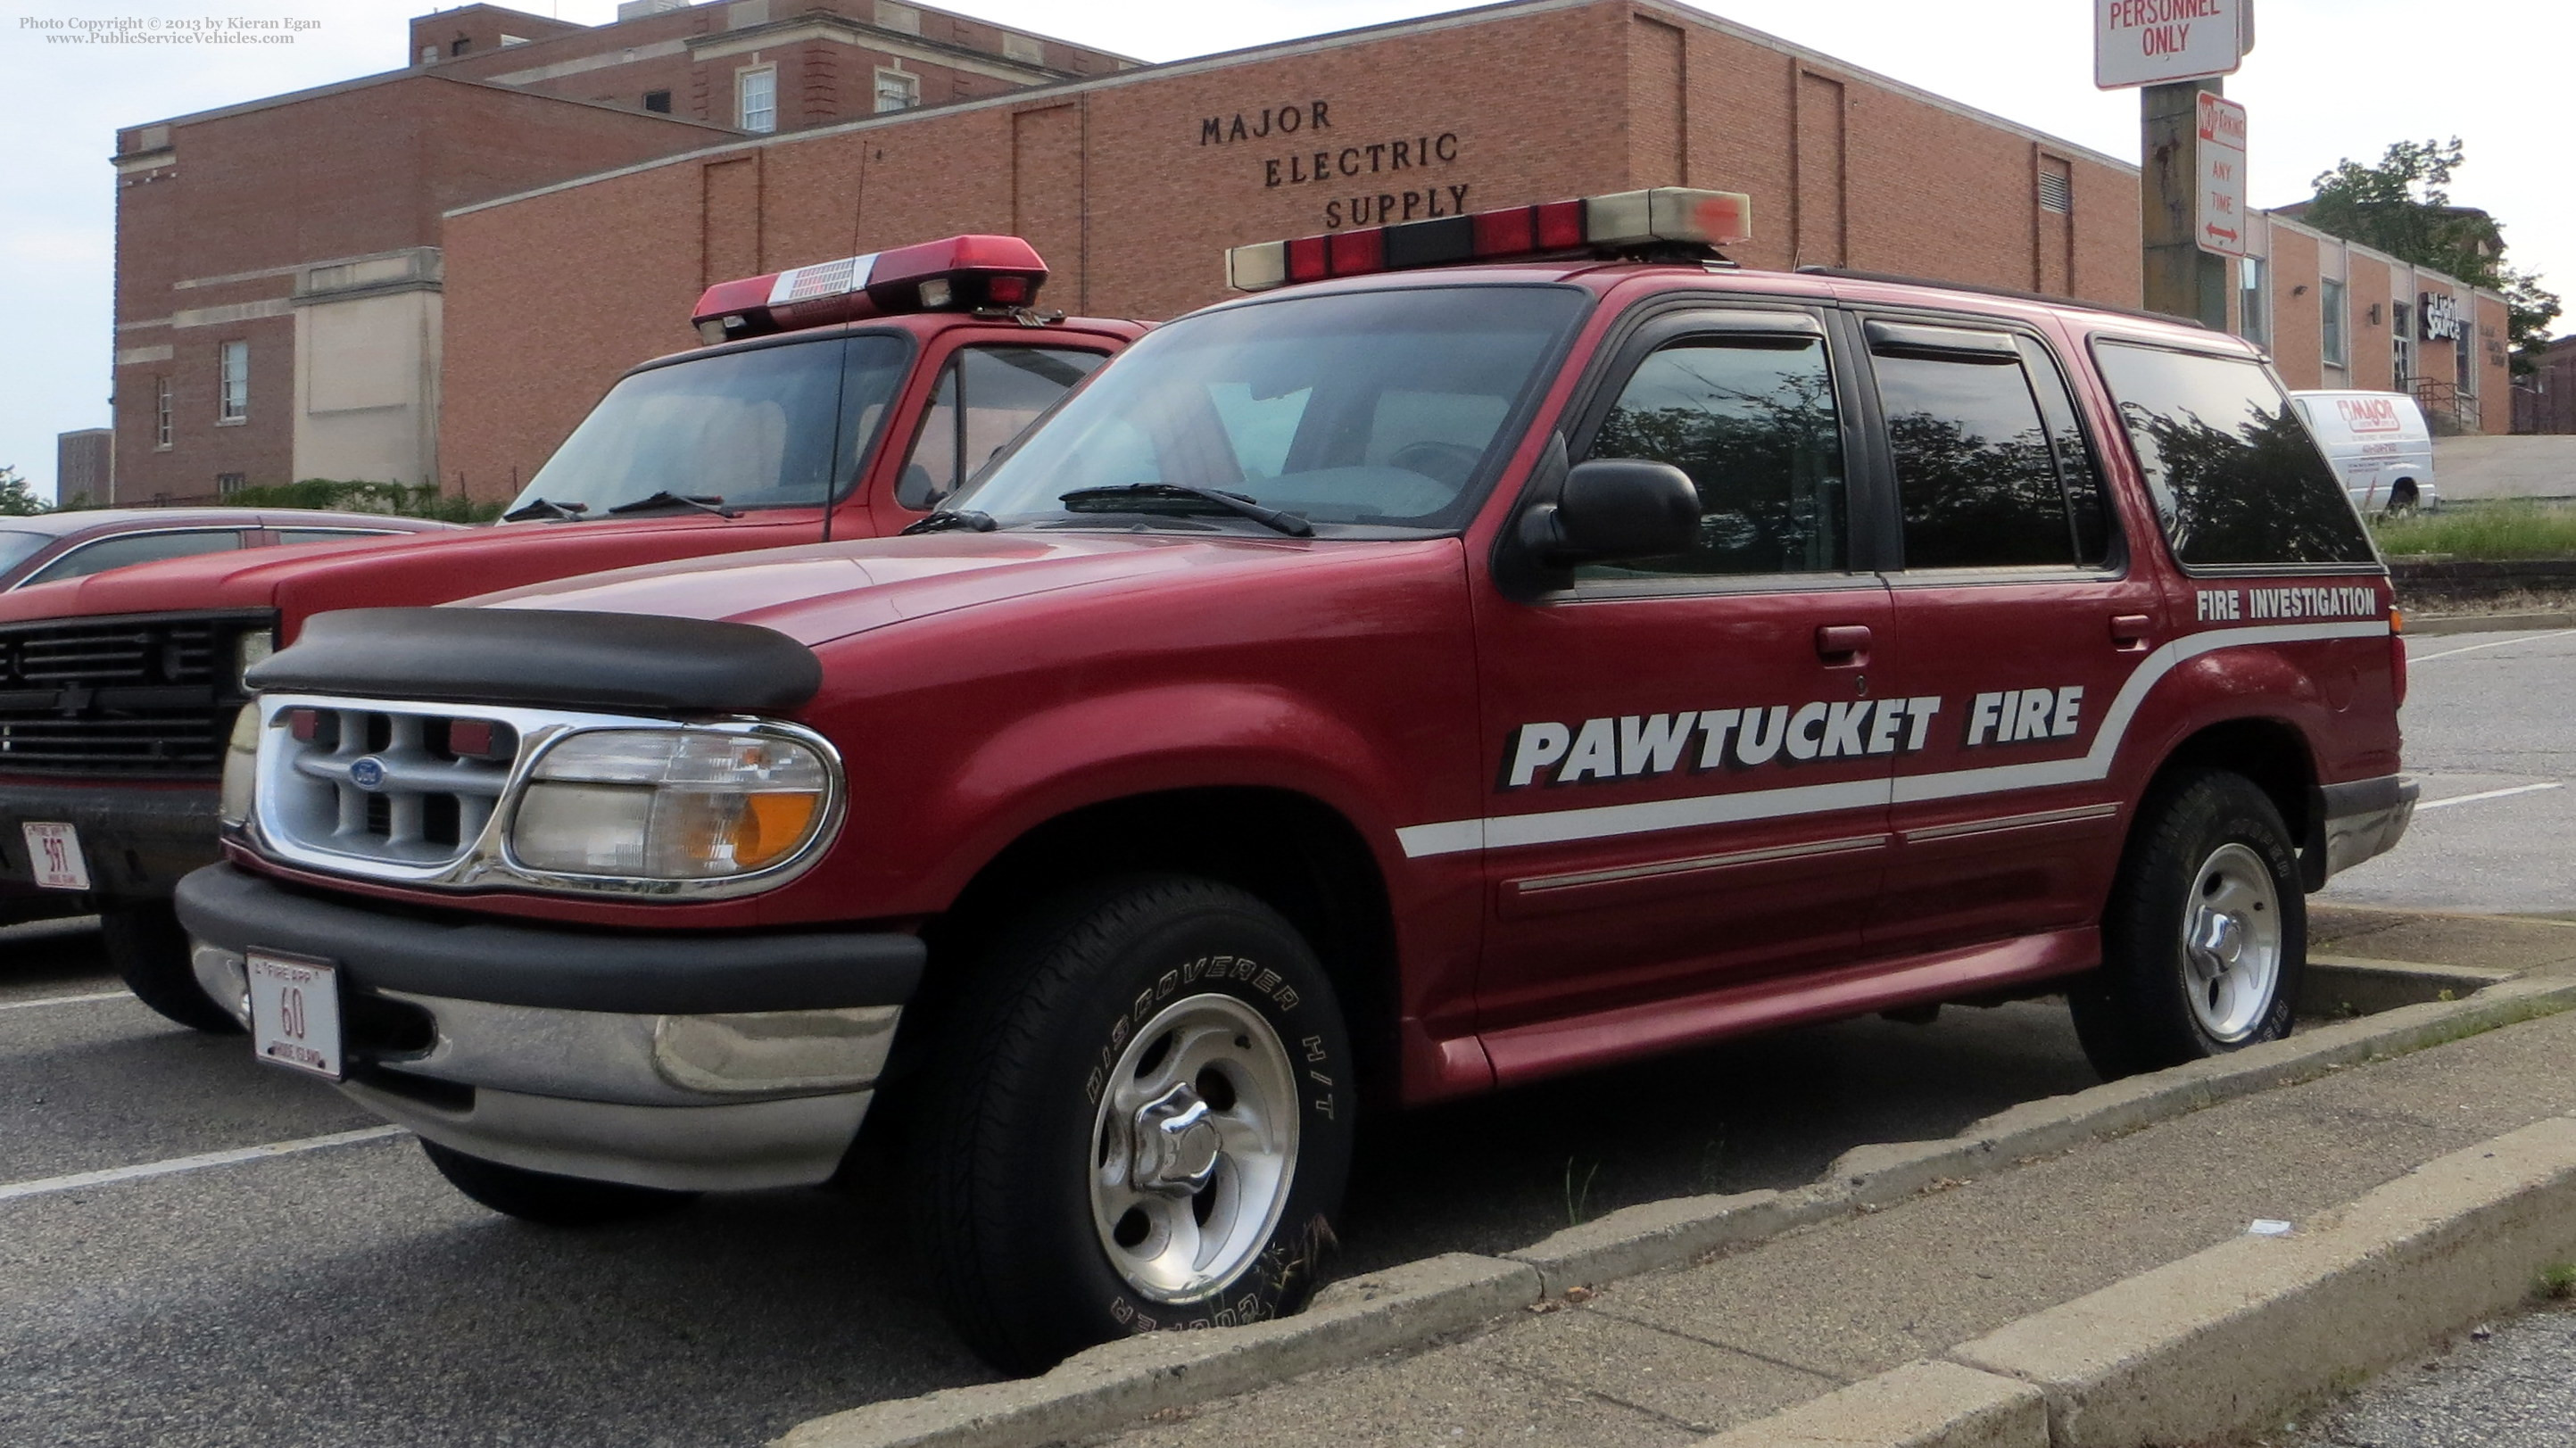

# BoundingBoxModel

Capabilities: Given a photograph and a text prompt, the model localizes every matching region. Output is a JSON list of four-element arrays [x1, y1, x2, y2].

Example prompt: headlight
[[218, 704, 261, 827], [508, 728, 835, 881]]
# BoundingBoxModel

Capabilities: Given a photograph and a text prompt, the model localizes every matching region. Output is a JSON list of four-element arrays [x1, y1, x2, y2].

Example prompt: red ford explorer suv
[[0, 235, 1140, 1026], [181, 189, 2412, 1373]]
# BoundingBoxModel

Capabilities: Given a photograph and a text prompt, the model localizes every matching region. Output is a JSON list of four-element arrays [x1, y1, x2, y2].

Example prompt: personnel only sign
[[2097, 0, 2245, 88]]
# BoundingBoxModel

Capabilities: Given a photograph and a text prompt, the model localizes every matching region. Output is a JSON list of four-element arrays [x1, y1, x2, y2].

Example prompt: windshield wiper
[[1057, 484, 1313, 538], [501, 497, 590, 523], [604, 491, 739, 518], [899, 509, 998, 535]]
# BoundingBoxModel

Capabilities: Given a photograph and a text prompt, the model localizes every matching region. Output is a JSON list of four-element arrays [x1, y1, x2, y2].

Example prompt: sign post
[[2098, 0, 2248, 329]]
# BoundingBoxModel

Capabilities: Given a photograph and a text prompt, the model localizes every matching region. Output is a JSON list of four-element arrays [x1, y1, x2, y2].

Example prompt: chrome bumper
[[194, 942, 895, 1192]]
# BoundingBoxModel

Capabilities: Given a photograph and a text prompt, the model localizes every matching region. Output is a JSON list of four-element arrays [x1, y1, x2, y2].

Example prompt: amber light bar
[[690, 235, 1050, 343], [1223, 187, 1752, 293]]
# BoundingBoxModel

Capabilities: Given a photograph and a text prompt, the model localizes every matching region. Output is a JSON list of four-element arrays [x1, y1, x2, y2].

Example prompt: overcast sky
[[3, 0, 2560, 502]]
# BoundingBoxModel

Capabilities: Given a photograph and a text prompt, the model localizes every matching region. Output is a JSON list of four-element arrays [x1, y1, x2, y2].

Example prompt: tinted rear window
[[2092, 343, 2373, 567]]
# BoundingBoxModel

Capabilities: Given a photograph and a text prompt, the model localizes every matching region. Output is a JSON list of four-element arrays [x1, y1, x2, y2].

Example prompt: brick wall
[[111, 75, 733, 501], [437, 0, 2143, 501]]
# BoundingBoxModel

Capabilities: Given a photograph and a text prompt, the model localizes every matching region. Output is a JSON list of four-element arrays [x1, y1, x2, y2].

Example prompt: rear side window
[[22, 529, 244, 586], [1869, 327, 2084, 569], [896, 346, 1108, 509], [2092, 343, 2373, 567], [1584, 334, 1848, 577]]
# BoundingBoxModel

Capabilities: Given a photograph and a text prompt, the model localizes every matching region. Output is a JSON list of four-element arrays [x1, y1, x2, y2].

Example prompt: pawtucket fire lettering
[[1504, 688, 2094, 790]]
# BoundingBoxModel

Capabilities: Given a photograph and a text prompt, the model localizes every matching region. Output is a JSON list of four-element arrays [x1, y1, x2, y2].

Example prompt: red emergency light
[[1223, 187, 1752, 293], [690, 234, 1049, 343]]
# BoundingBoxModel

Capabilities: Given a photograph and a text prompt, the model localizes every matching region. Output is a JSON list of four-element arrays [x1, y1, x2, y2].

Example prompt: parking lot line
[[0, 1126, 406, 1204], [2408, 628, 2576, 664], [0, 989, 131, 1013], [2416, 782, 2565, 813]]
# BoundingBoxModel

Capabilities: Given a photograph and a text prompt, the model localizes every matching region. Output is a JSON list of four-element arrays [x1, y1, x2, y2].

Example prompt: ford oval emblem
[[348, 757, 387, 791]]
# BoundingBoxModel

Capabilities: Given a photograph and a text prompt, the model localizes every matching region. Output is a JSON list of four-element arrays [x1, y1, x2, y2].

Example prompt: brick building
[[435, 0, 2150, 499], [2233, 211, 2512, 436], [54, 429, 112, 506], [108, 0, 1129, 503]]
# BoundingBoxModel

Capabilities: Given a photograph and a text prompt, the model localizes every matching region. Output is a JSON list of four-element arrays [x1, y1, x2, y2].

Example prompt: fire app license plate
[[247, 952, 344, 1080], [21, 822, 91, 890]]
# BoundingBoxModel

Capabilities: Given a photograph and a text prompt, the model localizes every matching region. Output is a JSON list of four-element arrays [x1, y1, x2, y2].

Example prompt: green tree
[[0, 466, 48, 517], [2302, 138, 2562, 372]]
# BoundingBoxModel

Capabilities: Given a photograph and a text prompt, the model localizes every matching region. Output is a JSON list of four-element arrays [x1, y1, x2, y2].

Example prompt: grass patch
[[2541, 1262, 2576, 1301], [2374, 501, 2576, 560]]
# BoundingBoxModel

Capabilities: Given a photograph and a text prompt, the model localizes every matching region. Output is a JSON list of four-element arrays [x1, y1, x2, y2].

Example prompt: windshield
[[504, 333, 910, 519], [0, 530, 46, 576], [954, 285, 1588, 532]]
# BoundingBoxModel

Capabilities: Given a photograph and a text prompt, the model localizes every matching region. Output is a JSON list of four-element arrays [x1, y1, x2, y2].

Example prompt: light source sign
[[2421, 293, 2462, 343], [2195, 91, 2248, 257], [2097, 0, 2246, 88]]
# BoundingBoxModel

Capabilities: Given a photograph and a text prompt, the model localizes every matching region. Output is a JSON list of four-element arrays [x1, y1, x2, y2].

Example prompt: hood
[[0, 510, 824, 632], [466, 531, 1333, 646]]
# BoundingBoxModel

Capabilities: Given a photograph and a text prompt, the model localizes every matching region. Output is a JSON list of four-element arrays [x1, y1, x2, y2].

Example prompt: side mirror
[[1519, 459, 1701, 567]]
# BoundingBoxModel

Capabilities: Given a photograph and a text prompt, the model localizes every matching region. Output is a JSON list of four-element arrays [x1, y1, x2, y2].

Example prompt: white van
[[2290, 390, 2438, 513]]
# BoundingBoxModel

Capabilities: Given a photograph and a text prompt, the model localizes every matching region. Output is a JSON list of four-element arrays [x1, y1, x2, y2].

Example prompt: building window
[[2456, 316, 2475, 400], [419, 45, 438, 65], [2321, 278, 2347, 368], [153, 376, 173, 450], [450, 37, 469, 56], [216, 472, 246, 498], [218, 341, 249, 423], [874, 67, 919, 113], [2238, 256, 2265, 347], [642, 89, 672, 113], [737, 66, 776, 132], [2392, 301, 2414, 386]]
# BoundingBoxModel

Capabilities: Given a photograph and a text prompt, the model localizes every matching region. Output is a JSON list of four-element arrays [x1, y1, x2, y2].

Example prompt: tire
[[909, 874, 1354, 1374], [419, 1138, 698, 1228], [103, 899, 243, 1035], [2071, 768, 2305, 1080], [2383, 479, 2421, 517]]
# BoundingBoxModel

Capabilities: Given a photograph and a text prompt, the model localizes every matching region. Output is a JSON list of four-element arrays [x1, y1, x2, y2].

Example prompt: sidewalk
[[1081, 912, 2576, 1447]]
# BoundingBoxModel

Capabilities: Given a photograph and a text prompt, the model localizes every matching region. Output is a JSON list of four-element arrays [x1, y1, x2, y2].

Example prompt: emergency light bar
[[1223, 187, 1752, 293], [691, 234, 1049, 344]]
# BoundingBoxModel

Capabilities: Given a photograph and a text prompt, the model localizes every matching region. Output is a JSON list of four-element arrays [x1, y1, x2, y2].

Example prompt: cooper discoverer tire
[[2071, 768, 2306, 1079], [104, 900, 243, 1035], [908, 874, 1354, 1375], [419, 1139, 698, 1228]]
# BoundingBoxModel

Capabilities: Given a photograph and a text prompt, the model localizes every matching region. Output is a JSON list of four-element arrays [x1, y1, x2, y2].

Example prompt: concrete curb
[[1947, 1113, 2576, 1447], [1701, 1113, 2576, 1448], [2303, 955, 2514, 1016], [2403, 609, 2576, 636], [778, 1254, 1542, 1448], [1694, 1359, 2046, 1448], [772, 973, 2576, 1448]]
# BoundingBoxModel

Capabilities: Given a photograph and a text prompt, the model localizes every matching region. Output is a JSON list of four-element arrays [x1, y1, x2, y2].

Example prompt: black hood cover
[[250, 607, 823, 715]]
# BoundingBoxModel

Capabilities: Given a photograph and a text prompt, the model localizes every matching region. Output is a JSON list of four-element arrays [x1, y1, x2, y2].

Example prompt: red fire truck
[[0, 236, 1143, 1027], [183, 190, 2411, 1371]]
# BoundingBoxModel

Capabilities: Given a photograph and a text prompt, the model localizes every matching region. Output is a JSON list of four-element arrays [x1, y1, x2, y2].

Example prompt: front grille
[[0, 613, 269, 777], [265, 704, 517, 868]]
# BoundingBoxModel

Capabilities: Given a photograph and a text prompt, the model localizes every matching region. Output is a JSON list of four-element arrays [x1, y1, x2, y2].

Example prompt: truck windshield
[[955, 285, 1587, 533], [504, 333, 910, 519]]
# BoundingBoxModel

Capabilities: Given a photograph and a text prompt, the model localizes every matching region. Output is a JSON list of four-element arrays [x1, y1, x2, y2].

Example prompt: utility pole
[[2140, 77, 2228, 329]]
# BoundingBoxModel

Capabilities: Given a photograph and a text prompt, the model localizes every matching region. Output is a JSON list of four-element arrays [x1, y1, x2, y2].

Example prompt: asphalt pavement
[[1, 625, 2567, 1447], [2322, 627, 2576, 918]]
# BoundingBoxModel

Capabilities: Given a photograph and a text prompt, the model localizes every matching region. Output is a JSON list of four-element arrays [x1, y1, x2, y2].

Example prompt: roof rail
[[1792, 266, 2209, 331]]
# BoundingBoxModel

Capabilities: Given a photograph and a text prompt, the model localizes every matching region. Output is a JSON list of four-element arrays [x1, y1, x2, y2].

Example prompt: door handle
[[2110, 614, 2154, 652], [1815, 624, 1873, 664]]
